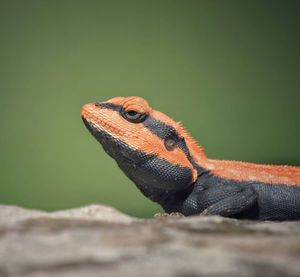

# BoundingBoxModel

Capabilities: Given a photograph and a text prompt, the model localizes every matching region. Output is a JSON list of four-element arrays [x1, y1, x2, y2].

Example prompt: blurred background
[[0, 0, 299, 218]]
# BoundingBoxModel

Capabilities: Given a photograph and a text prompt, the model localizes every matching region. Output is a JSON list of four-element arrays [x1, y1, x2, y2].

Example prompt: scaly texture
[[81, 96, 300, 220]]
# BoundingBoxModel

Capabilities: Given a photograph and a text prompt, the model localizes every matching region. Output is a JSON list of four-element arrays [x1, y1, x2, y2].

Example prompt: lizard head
[[81, 96, 205, 203]]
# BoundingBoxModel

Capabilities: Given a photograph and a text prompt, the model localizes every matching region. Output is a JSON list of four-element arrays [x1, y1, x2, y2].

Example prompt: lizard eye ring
[[121, 108, 147, 123]]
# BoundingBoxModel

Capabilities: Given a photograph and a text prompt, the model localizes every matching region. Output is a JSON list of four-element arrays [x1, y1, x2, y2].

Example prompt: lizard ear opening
[[164, 138, 176, 151]]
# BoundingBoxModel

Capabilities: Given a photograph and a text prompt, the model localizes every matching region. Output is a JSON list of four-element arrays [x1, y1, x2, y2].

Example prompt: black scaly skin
[[82, 103, 300, 221], [178, 175, 300, 220]]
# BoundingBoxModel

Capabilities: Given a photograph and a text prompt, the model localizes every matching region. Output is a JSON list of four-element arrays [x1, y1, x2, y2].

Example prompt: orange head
[[82, 96, 206, 202]]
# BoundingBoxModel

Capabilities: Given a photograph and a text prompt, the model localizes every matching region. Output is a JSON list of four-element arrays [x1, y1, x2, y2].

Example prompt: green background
[[0, 0, 299, 218]]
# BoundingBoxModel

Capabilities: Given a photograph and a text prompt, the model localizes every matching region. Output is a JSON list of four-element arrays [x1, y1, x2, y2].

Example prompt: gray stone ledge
[[0, 204, 299, 277]]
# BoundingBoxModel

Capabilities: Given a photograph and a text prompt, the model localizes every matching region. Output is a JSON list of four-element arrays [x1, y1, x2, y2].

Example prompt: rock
[[0, 204, 135, 227], [0, 204, 299, 277]]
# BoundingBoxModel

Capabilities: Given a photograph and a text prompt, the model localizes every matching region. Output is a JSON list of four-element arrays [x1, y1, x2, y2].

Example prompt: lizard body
[[81, 96, 300, 220]]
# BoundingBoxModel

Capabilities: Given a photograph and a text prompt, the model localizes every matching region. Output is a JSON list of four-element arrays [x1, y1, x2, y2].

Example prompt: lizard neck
[[159, 182, 195, 213]]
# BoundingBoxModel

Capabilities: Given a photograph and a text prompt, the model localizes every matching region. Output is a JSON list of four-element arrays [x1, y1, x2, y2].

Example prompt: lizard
[[81, 96, 300, 220]]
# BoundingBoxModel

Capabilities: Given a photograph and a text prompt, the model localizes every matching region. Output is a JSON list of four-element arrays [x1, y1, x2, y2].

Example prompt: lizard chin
[[82, 117, 133, 162]]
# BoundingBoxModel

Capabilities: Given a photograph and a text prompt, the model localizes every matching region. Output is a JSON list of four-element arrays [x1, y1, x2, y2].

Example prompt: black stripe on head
[[95, 102, 122, 111], [143, 116, 180, 141], [143, 116, 209, 176]]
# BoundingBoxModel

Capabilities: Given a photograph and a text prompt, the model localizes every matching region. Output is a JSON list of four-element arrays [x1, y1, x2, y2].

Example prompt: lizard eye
[[126, 110, 139, 119], [121, 109, 146, 123], [165, 138, 176, 151]]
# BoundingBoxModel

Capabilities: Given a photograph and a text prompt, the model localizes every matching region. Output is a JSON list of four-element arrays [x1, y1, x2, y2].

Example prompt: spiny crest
[[176, 121, 207, 161]]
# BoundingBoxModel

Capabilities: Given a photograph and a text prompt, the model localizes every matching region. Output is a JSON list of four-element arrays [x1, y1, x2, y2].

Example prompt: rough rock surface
[[0, 204, 300, 277]]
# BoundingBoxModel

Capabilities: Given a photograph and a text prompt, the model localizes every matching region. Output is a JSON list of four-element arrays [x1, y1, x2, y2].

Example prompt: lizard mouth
[[81, 103, 125, 137], [82, 116, 124, 159], [82, 114, 138, 164], [82, 116, 96, 135]]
